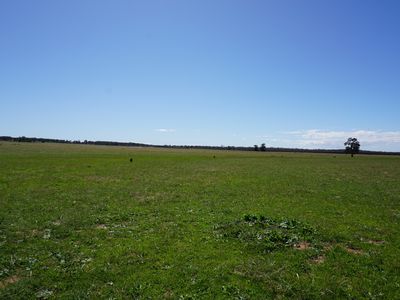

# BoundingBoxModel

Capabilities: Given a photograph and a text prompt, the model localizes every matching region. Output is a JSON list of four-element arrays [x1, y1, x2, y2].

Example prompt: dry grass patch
[[311, 255, 326, 264], [294, 241, 311, 250], [0, 275, 20, 289], [367, 239, 385, 245], [346, 247, 364, 255]]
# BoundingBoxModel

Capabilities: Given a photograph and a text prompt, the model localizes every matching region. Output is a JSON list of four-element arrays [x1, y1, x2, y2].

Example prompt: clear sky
[[1, 1, 400, 151]]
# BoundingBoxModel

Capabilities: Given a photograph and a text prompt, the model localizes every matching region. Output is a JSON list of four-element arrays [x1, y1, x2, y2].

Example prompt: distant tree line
[[0, 136, 399, 156], [0, 136, 147, 147]]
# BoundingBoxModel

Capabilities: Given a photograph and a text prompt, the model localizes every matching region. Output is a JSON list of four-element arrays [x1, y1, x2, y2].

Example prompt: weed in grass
[[35, 289, 53, 299], [215, 214, 320, 252]]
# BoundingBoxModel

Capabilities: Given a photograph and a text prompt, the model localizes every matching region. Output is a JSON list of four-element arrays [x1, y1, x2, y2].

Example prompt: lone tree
[[344, 137, 360, 157], [260, 143, 267, 152]]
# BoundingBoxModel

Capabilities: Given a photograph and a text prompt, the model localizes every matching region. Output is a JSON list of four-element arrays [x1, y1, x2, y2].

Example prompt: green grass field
[[0, 142, 399, 299]]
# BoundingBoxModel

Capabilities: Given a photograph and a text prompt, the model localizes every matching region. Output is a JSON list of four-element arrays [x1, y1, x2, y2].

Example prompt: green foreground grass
[[0, 142, 399, 299]]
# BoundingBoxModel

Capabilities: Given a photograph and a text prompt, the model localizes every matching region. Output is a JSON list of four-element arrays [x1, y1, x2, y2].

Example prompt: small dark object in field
[[87, 165, 91, 168], [333, 156, 336, 158], [213, 155, 216, 159], [130, 158, 133, 162]]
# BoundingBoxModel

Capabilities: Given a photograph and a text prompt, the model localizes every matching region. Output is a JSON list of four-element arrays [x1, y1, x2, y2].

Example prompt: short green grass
[[0, 142, 399, 299]]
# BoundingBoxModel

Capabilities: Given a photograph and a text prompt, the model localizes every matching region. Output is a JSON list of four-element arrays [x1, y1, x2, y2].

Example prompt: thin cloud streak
[[155, 129, 176, 133]]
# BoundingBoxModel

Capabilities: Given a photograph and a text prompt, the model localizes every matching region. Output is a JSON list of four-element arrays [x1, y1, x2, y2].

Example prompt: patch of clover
[[215, 214, 318, 252]]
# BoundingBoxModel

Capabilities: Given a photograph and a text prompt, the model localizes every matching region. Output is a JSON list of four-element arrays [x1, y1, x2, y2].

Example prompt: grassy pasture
[[0, 142, 399, 299]]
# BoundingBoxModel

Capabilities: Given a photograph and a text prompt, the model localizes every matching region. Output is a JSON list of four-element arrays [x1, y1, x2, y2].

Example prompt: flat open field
[[0, 142, 399, 299]]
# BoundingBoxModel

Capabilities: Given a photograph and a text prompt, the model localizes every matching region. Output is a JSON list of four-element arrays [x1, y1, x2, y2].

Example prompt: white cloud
[[285, 129, 400, 150], [155, 128, 176, 133]]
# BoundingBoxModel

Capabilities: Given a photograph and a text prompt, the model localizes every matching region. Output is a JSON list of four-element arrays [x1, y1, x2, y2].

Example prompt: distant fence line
[[1, 136, 399, 156]]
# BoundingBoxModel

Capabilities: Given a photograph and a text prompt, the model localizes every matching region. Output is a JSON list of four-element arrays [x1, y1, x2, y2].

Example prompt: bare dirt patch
[[309, 243, 334, 264], [0, 275, 20, 289], [311, 255, 325, 264], [294, 241, 310, 250], [346, 247, 363, 255]]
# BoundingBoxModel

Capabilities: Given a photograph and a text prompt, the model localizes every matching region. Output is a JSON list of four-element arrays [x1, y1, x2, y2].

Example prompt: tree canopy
[[344, 137, 360, 157]]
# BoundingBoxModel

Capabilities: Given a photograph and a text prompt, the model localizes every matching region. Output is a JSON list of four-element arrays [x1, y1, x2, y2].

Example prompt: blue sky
[[1, 1, 399, 150]]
